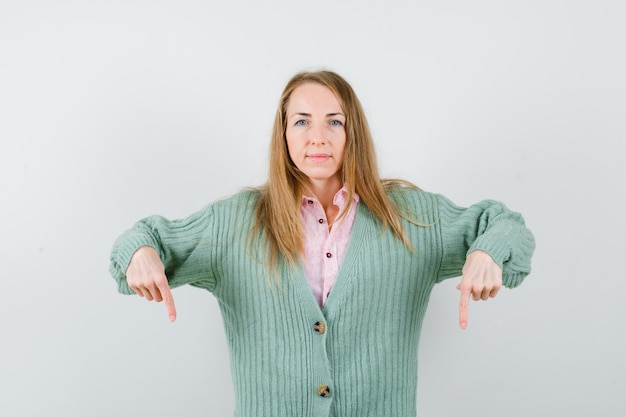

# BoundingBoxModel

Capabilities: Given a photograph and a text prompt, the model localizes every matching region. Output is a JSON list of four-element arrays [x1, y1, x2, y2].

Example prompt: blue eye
[[295, 119, 307, 126], [330, 120, 343, 127]]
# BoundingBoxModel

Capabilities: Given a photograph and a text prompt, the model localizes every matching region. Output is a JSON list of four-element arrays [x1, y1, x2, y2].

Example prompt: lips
[[307, 153, 331, 163]]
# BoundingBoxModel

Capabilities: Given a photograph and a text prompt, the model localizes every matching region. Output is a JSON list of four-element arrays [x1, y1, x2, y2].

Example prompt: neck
[[306, 178, 342, 222]]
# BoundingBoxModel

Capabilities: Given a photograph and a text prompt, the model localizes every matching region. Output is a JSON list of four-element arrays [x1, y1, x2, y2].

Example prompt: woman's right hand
[[126, 246, 177, 322]]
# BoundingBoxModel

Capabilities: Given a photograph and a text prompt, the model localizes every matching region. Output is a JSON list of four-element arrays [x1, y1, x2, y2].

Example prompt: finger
[[129, 285, 143, 297], [490, 280, 502, 298], [130, 285, 148, 299], [163, 291, 177, 323], [142, 284, 158, 301], [481, 288, 490, 301], [458, 285, 471, 330], [144, 274, 167, 302], [156, 280, 177, 323], [150, 286, 164, 303], [489, 286, 500, 298]]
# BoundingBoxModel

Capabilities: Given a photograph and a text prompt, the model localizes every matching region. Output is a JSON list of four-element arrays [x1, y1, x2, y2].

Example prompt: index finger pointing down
[[158, 282, 177, 323], [458, 287, 470, 330]]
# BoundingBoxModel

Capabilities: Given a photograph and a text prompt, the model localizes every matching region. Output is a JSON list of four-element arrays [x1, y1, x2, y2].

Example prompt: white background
[[1, 1, 624, 416]]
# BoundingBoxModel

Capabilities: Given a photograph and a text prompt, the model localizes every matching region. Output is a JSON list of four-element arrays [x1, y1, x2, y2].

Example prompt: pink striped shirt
[[300, 186, 359, 307]]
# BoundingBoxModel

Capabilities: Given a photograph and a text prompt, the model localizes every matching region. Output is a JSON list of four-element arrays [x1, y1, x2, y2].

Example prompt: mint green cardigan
[[109, 187, 535, 417]]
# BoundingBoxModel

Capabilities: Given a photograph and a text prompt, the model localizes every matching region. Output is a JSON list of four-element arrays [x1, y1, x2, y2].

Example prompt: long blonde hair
[[252, 70, 418, 280]]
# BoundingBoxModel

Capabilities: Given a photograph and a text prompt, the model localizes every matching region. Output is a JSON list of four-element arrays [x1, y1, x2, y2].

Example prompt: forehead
[[287, 82, 343, 113]]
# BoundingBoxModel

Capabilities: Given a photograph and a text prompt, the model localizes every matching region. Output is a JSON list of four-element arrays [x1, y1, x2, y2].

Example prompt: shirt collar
[[301, 184, 360, 209]]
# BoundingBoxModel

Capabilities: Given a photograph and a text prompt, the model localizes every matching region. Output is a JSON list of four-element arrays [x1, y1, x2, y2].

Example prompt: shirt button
[[326, 252, 332, 258], [307, 200, 314, 205], [317, 384, 331, 397], [318, 218, 324, 224], [313, 321, 326, 334]]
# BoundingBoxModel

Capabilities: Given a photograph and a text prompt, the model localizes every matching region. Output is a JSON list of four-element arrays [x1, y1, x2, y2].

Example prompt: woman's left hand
[[457, 250, 502, 330]]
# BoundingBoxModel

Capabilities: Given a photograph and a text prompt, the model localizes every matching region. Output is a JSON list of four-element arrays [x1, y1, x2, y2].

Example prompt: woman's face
[[285, 83, 346, 192]]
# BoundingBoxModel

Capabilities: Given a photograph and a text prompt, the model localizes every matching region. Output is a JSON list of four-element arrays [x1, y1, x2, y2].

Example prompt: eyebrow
[[289, 112, 345, 118]]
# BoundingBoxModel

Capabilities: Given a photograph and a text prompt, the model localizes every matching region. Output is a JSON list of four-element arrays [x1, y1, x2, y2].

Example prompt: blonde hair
[[252, 70, 418, 280]]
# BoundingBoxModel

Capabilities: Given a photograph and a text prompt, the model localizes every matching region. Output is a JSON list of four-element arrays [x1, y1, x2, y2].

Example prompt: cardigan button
[[313, 321, 326, 334], [317, 384, 331, 397]]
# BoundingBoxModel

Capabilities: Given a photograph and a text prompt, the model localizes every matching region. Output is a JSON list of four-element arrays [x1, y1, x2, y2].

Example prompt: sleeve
[[435, 194, 536, 288], [109, 204, 219, 295]]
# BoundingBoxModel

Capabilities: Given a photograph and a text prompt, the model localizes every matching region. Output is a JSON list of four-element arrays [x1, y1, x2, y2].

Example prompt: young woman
[[109, 70, 535, 417]]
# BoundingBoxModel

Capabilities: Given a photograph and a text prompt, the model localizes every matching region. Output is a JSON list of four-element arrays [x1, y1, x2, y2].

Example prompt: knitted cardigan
[[109, 187, 535, 417]]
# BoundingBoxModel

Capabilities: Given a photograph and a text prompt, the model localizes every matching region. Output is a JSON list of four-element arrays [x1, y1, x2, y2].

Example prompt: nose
[[310, 123, 325, 145]]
